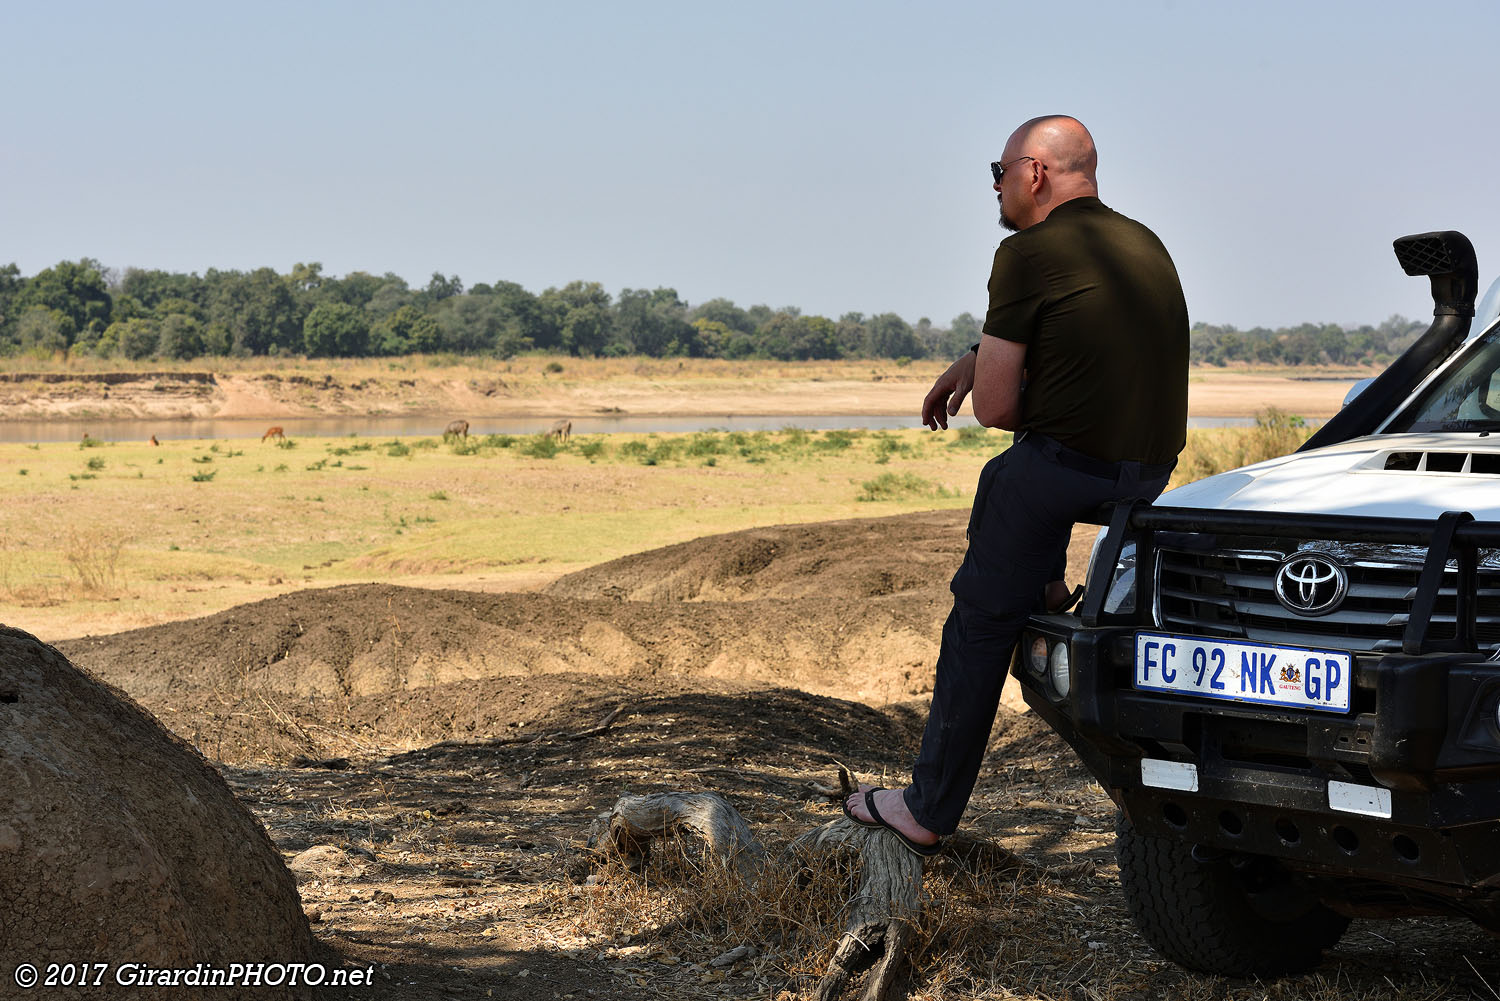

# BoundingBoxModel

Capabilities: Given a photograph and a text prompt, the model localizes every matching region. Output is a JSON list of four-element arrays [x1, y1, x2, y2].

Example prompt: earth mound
[[61, 513, 998, 709], [544, 509, 969, 602], [0, 627, 314, 996]]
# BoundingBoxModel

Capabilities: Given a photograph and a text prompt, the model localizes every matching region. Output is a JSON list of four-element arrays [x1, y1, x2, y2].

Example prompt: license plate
[[1134, 631, 1352, 713]]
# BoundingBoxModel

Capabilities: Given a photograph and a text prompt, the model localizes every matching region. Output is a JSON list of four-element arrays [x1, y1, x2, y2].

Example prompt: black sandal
[[841, 786, 883, 829], [862, 788, 941, 858]]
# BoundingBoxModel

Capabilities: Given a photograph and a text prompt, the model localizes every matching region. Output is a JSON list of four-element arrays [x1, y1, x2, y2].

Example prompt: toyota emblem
[[1274, 554, 1348, 616]]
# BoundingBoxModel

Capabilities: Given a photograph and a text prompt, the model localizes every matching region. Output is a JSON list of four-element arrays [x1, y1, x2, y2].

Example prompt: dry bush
[[1175, 407, 1314, 486], [560, 830, 1116, 999], [61, 526, 127, 595]]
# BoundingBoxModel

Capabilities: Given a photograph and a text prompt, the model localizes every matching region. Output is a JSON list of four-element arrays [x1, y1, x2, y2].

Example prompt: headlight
[[1026, 635, 1049, 675], [1048, 641, 1071, 698], [1086, 530, 1137, 616]]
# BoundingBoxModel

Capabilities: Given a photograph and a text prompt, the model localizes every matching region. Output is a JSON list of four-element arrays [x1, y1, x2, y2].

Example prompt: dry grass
[[1173, 407, 1314, 486], [558, 832, 1494, 1000], [0, 414, 1323, 642]]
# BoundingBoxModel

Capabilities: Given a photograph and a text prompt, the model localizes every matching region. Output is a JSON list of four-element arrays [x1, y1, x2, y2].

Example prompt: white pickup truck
[[1015, 231, 1500, 976]]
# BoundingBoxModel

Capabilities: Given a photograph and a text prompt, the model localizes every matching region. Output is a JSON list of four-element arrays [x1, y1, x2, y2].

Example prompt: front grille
[[1156, 541, 1500, 654]]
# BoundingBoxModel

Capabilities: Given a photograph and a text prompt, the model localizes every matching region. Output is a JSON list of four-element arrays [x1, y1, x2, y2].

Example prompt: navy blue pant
[[903, 433, 1173, 835]]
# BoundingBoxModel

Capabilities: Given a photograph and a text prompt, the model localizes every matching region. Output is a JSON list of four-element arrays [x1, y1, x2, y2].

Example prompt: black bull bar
[[1079, 501, 1500, 656]]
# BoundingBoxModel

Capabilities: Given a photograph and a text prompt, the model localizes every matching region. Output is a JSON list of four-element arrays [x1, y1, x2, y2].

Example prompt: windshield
[[1384, 324, 1500, 433]]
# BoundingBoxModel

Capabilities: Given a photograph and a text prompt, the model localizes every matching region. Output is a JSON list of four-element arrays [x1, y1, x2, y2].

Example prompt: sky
[[4, 0, 1500, 331]]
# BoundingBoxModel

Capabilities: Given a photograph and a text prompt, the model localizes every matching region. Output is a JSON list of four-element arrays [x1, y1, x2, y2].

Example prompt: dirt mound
[[0, 627, 314, 995], [61, 579, 949, 708], [546, 509, 968, 602]]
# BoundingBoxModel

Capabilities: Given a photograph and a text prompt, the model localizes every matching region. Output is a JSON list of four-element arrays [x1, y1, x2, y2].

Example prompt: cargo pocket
[[966, 450, 1010, 540]]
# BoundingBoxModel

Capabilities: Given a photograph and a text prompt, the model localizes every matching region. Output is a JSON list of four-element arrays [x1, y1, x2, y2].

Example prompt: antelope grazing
[[262, 426, 285, 443], [548, 419, 572, 442], [444, 419, 470, 441], [149, 435, 159, 446]]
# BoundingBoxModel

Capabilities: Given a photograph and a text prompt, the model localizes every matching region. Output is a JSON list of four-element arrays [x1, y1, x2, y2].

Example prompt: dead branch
[[596, 791, 765, 875], [795, 818, 923, 1001], [586, 765, 1033, 1001], [431, 705, 624, 750]]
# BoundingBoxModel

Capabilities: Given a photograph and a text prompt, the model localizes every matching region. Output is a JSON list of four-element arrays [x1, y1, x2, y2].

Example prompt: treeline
[[0, 259, 978, 362], [1190, 316, 1429, 367], [0, 258, 1426, 365]]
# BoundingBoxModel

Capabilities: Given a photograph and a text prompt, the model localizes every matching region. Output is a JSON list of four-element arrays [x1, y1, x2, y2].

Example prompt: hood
[[1161, 432, 1500, 522]]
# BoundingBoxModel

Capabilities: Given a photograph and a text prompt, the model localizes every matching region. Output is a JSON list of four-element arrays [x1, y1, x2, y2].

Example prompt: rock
[[288, 845, 373, 882], [710, 945, 756, 967], [0, 627, 314, 998]]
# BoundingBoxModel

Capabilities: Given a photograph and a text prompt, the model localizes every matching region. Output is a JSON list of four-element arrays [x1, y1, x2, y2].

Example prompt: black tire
[[1115, 811, 1349, 977]]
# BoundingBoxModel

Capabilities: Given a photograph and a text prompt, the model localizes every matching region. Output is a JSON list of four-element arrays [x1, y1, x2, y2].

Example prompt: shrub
[[857, 472, 956, 502], [687, 433, 729, 457], [1175, 408, 1313, 484], [85, 457, 105, 471], [814, 430, 860, 452], [947, 425, 992, 450], [519, 434, 559, 459]]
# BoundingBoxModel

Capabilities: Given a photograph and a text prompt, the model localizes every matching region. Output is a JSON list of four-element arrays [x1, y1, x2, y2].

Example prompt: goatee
[[998, 196, 1018, 232]]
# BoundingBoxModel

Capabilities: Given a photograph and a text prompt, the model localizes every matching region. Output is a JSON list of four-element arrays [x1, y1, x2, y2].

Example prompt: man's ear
[[1027, 160, 1047, 196]]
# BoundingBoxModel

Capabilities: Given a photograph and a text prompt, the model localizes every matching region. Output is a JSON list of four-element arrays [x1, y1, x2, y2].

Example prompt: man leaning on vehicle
[[843, 115, 1190, 855]]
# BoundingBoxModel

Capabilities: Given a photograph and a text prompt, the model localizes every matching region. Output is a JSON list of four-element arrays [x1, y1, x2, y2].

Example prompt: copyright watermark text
[[11, 961, 374, 989]]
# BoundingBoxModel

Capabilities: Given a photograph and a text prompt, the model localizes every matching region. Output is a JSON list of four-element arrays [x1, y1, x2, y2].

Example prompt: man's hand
[[921, 350, 977, 430]]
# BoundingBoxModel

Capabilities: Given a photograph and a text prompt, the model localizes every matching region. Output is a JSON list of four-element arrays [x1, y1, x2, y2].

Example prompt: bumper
[[1017, 614, 1500, 893]]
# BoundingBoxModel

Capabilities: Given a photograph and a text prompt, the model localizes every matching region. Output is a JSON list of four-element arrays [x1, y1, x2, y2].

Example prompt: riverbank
[[0, 356, 1374, 423]]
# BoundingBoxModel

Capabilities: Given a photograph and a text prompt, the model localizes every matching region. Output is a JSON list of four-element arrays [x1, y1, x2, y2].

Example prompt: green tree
[[303, 302, 370, 357], [157, 314, 205, 360], [120, 268, 204, 311], [14, 307, 75, 355], [16, 260, 112, 345], [614, 287, 698, 356], [433, 296, 529, 356], [539, 281, 613, 356], [946, 312, 982, 356], [864, 312, 923, 359], [690, 297, 751, 337], [371, 305, 440, 355], [0, 263, 23, 344], [112, 317, 160, 360], [365, 275, 414, 319], [204, 268, 302, 355]]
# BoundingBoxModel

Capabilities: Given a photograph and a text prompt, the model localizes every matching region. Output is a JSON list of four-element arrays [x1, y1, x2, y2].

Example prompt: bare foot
[[843, 784, 939, 846]]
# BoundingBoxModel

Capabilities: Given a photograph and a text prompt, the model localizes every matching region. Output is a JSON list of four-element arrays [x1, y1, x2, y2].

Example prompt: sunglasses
[[990, 155, 1037, 184]]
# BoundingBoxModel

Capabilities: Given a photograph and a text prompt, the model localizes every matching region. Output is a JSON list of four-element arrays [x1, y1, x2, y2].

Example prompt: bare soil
[[0, 364, 1366, 423], [40, 512, 1500, 1000]]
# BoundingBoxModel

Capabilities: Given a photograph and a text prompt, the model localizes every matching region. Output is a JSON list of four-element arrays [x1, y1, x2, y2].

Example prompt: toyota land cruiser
[[1014, 231, 1500, 976]]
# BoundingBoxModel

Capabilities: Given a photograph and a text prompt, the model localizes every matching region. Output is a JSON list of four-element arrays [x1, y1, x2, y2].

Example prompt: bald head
[[1012, 116, 1098, 179], [996, 115, 1099, 230]]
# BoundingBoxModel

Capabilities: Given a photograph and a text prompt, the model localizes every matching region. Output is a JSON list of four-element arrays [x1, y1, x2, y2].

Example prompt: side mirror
[[1342, 378, 1375, 409]]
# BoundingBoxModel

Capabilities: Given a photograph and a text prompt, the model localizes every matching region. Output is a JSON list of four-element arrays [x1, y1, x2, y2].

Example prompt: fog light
[[1027, 635, 1049, 675], [1048, 641, 1071, 698]]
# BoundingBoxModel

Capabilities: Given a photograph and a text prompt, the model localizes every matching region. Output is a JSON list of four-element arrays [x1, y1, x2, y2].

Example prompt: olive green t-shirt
[[982, 196, 1188, 465]]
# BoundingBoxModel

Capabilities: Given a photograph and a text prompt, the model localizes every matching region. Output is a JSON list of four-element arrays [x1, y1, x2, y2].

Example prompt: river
[[0, 414, 1262, 444]]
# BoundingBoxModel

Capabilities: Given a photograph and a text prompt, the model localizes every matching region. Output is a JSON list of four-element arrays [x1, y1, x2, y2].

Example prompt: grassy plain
[[0, 416, 1313, 643], [0, 426, 991, 641]]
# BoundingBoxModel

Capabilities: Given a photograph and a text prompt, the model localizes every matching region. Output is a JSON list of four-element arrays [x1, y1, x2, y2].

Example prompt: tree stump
[[589, 782, 945, 1001]]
